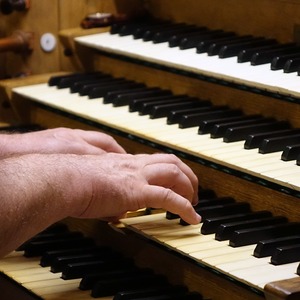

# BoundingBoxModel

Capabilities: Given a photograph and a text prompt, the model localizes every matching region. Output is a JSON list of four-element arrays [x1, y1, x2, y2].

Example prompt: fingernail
[[196, 213, 202, 223]]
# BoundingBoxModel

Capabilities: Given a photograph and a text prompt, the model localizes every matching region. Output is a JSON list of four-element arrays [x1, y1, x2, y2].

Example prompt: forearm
[[0, 154, 83, 257], [0, 134, 19, 157]]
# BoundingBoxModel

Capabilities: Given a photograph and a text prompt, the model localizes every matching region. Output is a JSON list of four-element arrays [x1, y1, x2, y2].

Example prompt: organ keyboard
[[11, 74, 300, 195], [2, 1, 300, 299], [5, 71, 300, 299], [74, 26, 300, 99], [0, 222, 204, 300]]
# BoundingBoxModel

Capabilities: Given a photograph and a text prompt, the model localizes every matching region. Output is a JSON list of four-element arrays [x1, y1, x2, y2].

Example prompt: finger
[[76, 130, 126, 153], [139, 153, 199, 205], [142, 185, 201, 225], [142, 163, 195, 202]]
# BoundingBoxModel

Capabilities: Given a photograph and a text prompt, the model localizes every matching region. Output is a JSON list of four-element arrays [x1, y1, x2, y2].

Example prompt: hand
[[2, 127, 126, 156], [0, 151, 200, 257], [72, 153, 201, 225]]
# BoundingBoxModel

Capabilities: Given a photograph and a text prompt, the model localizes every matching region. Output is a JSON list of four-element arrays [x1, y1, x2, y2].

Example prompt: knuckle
[[167, 164, 181, 177], [161, 188, 174, 203]]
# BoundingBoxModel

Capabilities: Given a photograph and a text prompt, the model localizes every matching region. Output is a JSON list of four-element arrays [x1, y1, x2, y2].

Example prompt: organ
[[1, 1, 300, 299]]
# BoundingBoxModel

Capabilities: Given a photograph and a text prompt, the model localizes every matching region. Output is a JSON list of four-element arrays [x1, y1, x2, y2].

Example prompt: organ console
[[1, 1, 300, 299]]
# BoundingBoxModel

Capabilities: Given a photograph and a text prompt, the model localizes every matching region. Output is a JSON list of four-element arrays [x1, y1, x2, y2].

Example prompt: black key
[[178, 29, 224, 50], [69, 76, 114, 94], [271, 244, 300, 265], [181, 31, 235, 51], [139, 96, 188, 115], [196, 201, 251, 216], [118, 22, 155, 37], [129, 94, 175, 112], [219, 38, 274, 59], [210, 116, 267, 138], [168, 28, 208, 47], [110, 22, 130, 34], [180, 202, 251, 225], [251, 45, 300, 65], [48, 73, 90, 87], [40, 246, 99, 267], [297, 154, 300, 166], [201, 211, 272, 235], [19, 231, 82, 251], [89, 82, 145, 99], [284, 57, 300, 73], [117, 22, 142, 36], [281, 143, 300, 161], [24, 236, 95, 257], [150, 99, 201, 119], [102, 87, 148, 104], [130, 20, 171, 38], [133, 21, 172, 39], [215, 216, 288, 241], [107, 88, 169, 106], [79, 78, 127, 96], [152, 25, 198, 44], [91, 274, 167, 297], [61, 258, 133, 280], [230, 222, 300, 247], [176, 106, 230, 127], [196, 33, 238, 53], [56, 73, 105, 89], [166, 188, 216, 220], [17, 225, 70, 251], [237, 42, 281, 63], [70, 75, 113, 93], [179, 108, 242, 129], [244, 128, 298, 150], [51, 251, 121, 273], [113, 285, 188, 300], [167, 102, 213, 124], [80, 267, 151, 290], [143, 23, 186, 41], [271, 53, 300, 70], [134, 95, 180, 114], [198, 115, 260, 135], [259, 134, 300, 154], [254, 235, 300, 258], [223, 121, 290, 143], [207, 35, 254, 56]]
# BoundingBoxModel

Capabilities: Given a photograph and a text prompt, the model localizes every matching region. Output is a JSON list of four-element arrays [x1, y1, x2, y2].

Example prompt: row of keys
[[110, 19, 300, 74], [48, 72, 300, 164], [74, 25, 300, 99], [166, 188, 300, 266], [16, 223, 203, 299]]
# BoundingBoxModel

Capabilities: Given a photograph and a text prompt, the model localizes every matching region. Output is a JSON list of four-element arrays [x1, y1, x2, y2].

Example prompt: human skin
[[0, 128, 200, 258], [0, 127, 126, 156]]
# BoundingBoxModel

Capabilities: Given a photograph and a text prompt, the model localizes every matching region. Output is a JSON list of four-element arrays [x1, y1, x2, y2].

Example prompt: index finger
[[142, 184, 201, 225]]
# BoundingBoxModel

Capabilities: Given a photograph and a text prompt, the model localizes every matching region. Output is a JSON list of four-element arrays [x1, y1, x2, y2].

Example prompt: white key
[[13, 80, 300, 192], [75, 33, 300, 98]]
